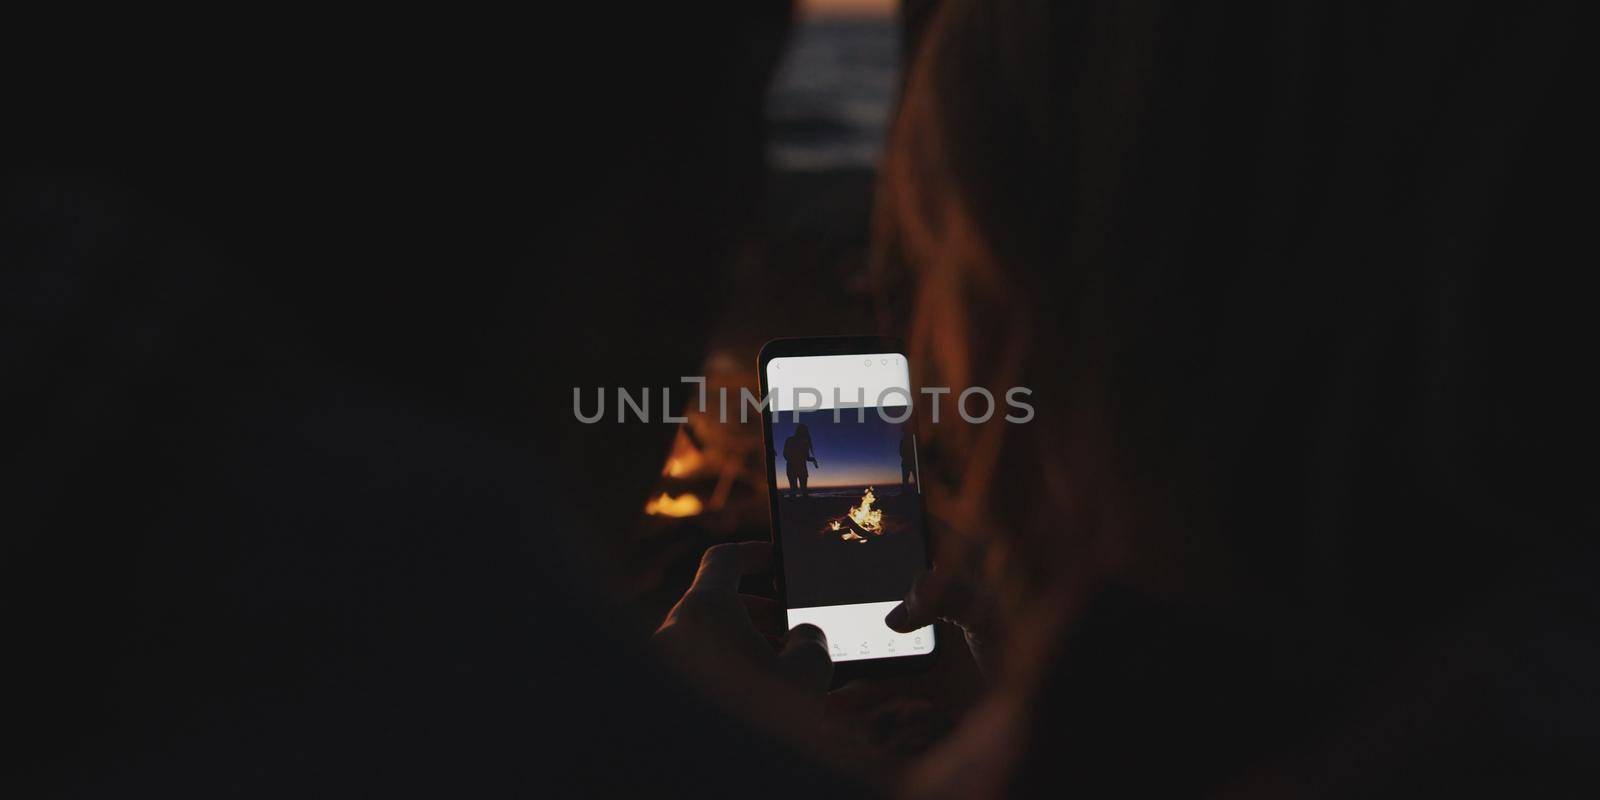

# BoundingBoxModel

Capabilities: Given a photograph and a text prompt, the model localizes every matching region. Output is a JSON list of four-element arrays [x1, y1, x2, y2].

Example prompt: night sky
[[770, 409, 910, 488]]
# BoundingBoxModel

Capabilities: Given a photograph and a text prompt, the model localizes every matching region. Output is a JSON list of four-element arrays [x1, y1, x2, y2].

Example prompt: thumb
[[775, 623, 833, 692], [884, 569, 965, 633]]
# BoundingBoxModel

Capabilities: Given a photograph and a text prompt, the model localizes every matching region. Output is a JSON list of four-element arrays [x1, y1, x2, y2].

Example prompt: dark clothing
[[783, 436, 815, 495], [783, 435, 815, 477], [899, 435, 917, 490]]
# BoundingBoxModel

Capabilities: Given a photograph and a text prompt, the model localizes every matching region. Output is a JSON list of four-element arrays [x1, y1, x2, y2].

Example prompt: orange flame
[[660, 429, 706, 478], [645, 492, 703, 518], [847, 487, 883, 534], [825, 488, 885, 542]]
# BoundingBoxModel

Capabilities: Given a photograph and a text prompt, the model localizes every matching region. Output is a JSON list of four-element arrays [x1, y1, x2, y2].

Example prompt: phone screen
[[765, 353, 936, 662]]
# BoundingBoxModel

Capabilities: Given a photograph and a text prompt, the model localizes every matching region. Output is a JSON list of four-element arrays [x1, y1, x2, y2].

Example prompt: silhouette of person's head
[[794, 423, 811, 441]]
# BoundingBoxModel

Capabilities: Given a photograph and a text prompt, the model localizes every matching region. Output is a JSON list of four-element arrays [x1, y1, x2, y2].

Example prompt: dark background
[[5, 1, 1596, 796], [4, 4, 850, 796]]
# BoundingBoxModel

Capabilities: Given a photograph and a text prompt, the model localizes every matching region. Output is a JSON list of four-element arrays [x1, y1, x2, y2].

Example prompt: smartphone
[[758, 336, 937, 682]]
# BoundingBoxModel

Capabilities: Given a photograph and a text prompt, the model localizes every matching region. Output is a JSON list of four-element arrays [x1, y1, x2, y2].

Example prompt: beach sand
[[774, 486, 927, 608]]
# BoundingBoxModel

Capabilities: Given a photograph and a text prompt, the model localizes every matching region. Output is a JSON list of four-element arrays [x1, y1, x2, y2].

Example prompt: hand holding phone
[[654, 541, 834, 692], [759, 337, 938, 684]]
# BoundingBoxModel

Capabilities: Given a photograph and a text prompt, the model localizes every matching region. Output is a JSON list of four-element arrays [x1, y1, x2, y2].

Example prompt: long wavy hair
[[874, 0, 1590, 793]]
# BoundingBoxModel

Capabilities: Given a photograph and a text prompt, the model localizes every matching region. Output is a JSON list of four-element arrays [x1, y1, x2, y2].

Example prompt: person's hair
[[794, 423, 811, 440], [875, 0, 1592, 792]]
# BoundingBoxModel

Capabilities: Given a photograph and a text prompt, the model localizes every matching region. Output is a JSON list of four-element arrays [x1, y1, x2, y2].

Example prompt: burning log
[[826, 514, 874, 541], [824, 487, 886, 543]]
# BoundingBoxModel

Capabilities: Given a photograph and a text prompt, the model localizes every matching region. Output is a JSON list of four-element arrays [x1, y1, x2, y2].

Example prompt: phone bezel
[[757, 335, 938, 684]]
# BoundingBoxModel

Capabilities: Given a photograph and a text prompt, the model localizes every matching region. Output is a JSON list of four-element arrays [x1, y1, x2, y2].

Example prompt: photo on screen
[[771, 409, 926, 608]]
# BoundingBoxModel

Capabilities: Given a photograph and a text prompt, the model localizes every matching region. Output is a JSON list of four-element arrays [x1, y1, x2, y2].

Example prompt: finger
[[775, 623, 833, 692], [689, 541, 772, 595], [884, 570, 943, 631], [740, 594, 786, 638], [884, 569, 969, 632]]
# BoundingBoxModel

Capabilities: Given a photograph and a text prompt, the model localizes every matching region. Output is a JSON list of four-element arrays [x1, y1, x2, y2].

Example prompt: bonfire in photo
[[825, 487, 885, 543]]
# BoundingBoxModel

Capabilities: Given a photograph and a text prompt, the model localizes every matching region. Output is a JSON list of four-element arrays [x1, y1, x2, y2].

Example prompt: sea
[[767, 15, 900, 171], [787, 484, 913, 499]]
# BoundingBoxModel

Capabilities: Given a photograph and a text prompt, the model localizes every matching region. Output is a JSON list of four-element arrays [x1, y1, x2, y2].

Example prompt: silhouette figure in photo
[[782, 423, 820, 497], [900, 429, 918, 494]]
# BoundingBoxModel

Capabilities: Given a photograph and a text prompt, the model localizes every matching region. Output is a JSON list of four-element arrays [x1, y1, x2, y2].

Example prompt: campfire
[[644, 491, 703, 518], [826, 487, 884, 543]]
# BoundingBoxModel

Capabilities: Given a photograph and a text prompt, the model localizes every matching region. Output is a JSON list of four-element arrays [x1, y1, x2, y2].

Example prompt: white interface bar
[[766, 353, 910, 412], [787, 601, 936, 662]]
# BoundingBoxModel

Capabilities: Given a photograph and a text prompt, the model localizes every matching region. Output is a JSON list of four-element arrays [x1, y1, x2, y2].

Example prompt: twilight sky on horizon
[[771, 410, 911, 488]]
